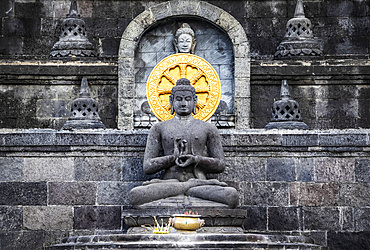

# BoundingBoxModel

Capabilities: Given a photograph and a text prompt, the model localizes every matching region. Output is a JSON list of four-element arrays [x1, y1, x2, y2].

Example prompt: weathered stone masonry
[[0, 0, 369, 249], [0, 130, 369, 249], [0, 59, 369, 130]]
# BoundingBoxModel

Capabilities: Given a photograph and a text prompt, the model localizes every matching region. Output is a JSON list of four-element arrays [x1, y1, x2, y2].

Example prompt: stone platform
[[123, 195, 247, 227], [50, 232, 323, 249]]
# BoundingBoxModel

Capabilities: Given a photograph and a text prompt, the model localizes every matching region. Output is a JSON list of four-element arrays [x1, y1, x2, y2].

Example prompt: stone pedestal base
[[50, 233, 323, 249], [123, 207, 246, 228], [61, 119, 106, 130], [265, 121, 308, 130]]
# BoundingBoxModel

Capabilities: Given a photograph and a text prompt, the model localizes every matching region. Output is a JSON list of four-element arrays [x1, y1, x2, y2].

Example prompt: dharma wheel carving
[[146, 53, 221, 121]]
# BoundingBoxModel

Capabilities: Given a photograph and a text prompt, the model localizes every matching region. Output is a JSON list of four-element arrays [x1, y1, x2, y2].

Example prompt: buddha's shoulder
[[152, 118, 216, 130]]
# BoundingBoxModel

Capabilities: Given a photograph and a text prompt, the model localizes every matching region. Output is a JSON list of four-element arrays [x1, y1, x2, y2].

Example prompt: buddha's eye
[[185, 97, 192, 101]]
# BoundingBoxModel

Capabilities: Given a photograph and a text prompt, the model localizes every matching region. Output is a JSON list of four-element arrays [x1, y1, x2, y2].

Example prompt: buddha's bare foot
[[207, 179, 228, 186], [142, 179, 179, 186], [187, 178, 227, 187]]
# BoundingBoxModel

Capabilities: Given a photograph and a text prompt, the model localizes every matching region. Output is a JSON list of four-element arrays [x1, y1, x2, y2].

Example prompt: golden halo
[[146, 53, 221, 121]]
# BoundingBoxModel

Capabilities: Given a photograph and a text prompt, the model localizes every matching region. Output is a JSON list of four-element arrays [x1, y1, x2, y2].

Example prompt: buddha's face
[[177, 34, 193, 53], [172, 90, 196, 116]]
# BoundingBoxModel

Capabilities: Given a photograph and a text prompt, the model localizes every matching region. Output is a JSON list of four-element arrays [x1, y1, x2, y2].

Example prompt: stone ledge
[[0, 129, 369, 151], [50, 233, 323, 250]]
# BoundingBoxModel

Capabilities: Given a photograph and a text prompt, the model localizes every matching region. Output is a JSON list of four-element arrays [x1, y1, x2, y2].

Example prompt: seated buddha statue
[[130, 78, 239, 208]]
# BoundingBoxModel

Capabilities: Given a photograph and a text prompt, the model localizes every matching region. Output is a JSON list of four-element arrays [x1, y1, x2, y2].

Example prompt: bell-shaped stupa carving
[[50, 0, 96, 58], [265, 80, 308, 129], [62, 78, 105, 130], [275, 0, 322, 58]]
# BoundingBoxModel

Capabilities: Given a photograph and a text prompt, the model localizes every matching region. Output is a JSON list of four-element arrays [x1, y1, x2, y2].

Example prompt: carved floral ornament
[[146, 53, 221, 121]]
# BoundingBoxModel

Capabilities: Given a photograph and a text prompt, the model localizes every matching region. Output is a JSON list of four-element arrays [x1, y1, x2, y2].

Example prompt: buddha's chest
[[161, 125, 208, 153]]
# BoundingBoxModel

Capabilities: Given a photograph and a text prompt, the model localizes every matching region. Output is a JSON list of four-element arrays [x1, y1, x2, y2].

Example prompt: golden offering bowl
[[170, 214, 205, 231]]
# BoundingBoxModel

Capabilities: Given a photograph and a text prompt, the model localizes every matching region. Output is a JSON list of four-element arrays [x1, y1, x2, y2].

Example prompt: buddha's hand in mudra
[[175, 154, 199, 168]]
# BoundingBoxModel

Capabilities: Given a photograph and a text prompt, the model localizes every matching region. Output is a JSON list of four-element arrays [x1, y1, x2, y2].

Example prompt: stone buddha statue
[[130, 78, 239, 208], [174, 23, 196, 54]]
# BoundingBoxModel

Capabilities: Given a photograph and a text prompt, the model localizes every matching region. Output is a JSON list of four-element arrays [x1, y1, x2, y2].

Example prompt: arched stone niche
[[118, 0, 250, 130]]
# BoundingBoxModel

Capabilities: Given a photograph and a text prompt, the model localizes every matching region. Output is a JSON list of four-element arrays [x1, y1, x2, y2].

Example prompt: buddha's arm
[[197, 126, 225, 173], [143, 125, 177, 175]]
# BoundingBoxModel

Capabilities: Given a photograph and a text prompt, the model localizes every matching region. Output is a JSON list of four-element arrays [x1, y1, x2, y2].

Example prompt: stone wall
[[0, 0, 368, 58], [0, 62, 118, 129], [0, 129, 369, 249], [0, 0, 369, 129], [1, 60, 369, 129]]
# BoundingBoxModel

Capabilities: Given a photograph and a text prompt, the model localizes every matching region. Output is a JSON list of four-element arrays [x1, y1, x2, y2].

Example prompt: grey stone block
[[101, 37, 120, 56], [0, 157, 23, 181], [132, 7, 155, 29], [339, 183, 370, 207], [242, 206, 267, 231], [0, 182, 47, 205], [36, 99, 69, 118], [358, 98, 370, 128], [242, 182, 289, 206], [319, 133, 367, 147], [0, 230, 45, 250], [55, 133, 102, 146], [198, 1, 222, 23], [266, 158, 295, 181], [118, 57, 135, 78], [43, 230, 70, 249], [94, 18, 118, 37], [234, 134, 282, 146], [2, 132, 54, 146], [0, 206, 22, 230], [49, 182, 97, 205], [268, 207, 301, 231], [196, 34, 219, 51], [74, 206, 121, 230], [219, 157, 266, 182], [216, 11, 240, 32], [23, 206, 73, 230], [122, 157, 162, 181], [150, 2, 172, 21], [97, 181, 140, 205], [327, 231, 370, 250], [326, 1, 367, 17], [219, 65, 233, 80], [282, 134, 319, 147], [24, 157, 74, 181], [204, 48, 233, 66], [296, 158, 315, 182], [136, 52, 157, 68], [355, 207, 370, 231], [74, 157, 122, 181], [303, 207, 353, 231], [355, 159, 370, 183], [290, 183, 339, 206], [315, 158, 355, 182], [169, 0, 200, 16], [246, 0, 287, 18], [138, 36, 165, 53]]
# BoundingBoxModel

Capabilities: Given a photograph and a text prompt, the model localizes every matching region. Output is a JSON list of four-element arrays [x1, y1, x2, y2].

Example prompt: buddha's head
[[174, 23, 196, 54], [170, 78, 197, 116]]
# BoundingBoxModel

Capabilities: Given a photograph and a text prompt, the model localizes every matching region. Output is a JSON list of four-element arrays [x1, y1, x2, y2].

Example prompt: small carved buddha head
[[170, 78, 197, 116], [174, 23, 196, 54]]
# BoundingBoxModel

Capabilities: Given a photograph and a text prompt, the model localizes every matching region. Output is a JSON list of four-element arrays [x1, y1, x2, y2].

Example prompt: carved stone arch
[[118, 0, 250, 130]]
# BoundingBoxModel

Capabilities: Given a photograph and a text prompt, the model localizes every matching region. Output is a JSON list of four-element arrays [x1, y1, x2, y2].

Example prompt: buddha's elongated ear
[[192, 96, 197, 115], [191, 38, 196, 54], [170, 95, 174, 115], [173, 40, 179, 53]]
